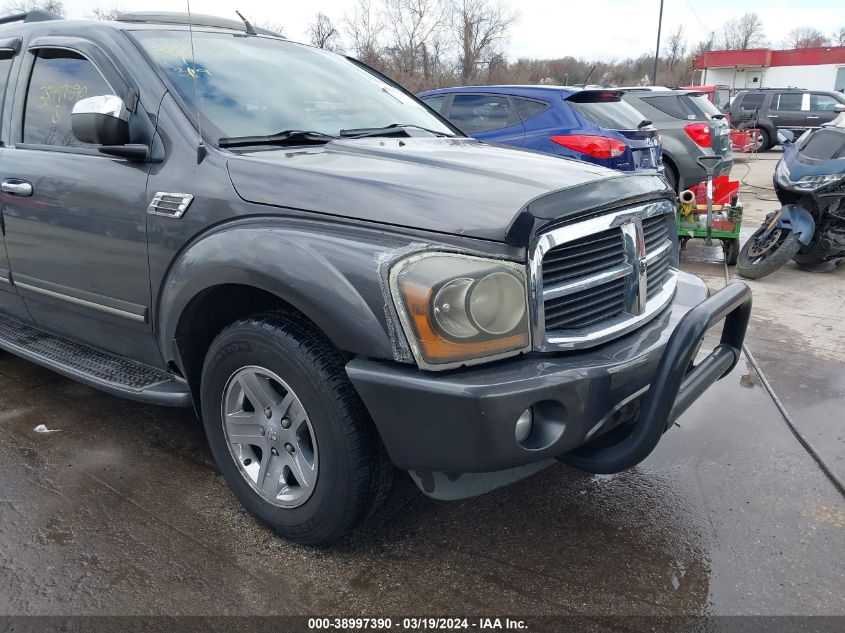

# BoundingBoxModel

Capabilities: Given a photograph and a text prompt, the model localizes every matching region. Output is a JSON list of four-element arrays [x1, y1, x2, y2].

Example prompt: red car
[[681, 85, 731, 111]]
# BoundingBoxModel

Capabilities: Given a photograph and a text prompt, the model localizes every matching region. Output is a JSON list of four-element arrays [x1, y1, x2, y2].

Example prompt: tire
[[200, 311, 393, 545], [737, 225, 802, 279], [662, 159, 678, 192], [722, 238, 739, 266], [757, 127, 772, 152]]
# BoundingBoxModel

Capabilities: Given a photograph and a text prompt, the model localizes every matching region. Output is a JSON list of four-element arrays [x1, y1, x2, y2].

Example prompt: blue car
[[418, 85, 663, 174]]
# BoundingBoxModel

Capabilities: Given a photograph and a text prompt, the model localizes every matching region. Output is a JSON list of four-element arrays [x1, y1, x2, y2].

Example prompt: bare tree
[[254, 19, 286, 37], [2, 0, 63, 14], [345, 0, 383, 66], [660, 26, 692, 85], [308, 12, 342, 51], [721, 12, 768, 50], [830, 26, 844, 47], [382, 0, 445, 78], [785, 27, 829, 49], [664, 26, 687, 70], [89, 6, 122, 21], [449, 0, 517, 83]]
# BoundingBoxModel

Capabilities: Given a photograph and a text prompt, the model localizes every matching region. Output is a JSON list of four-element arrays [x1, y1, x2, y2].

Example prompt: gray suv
[[622, 89, 733, 192], [729, 88, 845, 151], [0, 10, 751, 544]]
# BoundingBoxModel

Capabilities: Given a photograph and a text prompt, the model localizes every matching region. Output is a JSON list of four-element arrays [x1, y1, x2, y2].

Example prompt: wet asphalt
[[1, 156, 843, 619]]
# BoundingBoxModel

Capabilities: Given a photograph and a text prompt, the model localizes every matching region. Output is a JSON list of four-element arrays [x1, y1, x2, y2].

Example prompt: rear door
[[769, 92, 807, 133], [444, 93, 525, 146], [807, 93, 843, 129]]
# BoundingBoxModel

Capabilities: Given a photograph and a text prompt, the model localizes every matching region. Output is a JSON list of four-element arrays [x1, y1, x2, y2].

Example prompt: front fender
[[776, 204, 816, 245], [157, 219, 408, 365]]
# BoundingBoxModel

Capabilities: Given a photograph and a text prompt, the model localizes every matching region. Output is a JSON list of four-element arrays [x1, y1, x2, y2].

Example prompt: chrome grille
[[544, 276, 626, 330], [530, 200, 678, 351], [541, 228, 625, 285], [643, 215, 673, 300]]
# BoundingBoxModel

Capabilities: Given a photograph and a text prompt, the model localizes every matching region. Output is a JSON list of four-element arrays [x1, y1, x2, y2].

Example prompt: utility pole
[[652, 0, 664, 85]]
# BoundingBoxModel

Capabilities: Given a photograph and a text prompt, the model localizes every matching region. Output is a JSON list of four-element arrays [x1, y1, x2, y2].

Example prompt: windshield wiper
[[339, 123, 456, 139], [218, 130, 338, 148]]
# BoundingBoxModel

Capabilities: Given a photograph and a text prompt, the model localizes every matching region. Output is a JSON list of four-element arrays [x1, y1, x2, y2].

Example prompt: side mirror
[[777, 129, 794, 145], [71, 95, 130, 145], [834, 104, 845, 113]]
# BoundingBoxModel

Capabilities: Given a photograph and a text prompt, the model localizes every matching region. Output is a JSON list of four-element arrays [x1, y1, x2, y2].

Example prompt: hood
[[227, 137, 662, 243]]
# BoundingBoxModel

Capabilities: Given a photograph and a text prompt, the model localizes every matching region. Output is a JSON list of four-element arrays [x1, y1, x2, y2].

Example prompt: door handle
[[1, 180, 33, 197], [806, 116, 820, 119]]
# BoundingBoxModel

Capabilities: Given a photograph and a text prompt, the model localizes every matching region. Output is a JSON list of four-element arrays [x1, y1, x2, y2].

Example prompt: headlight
[[776, 161, 843, 191], [390, 252, 531, 369], [792, 173, 843, 191]]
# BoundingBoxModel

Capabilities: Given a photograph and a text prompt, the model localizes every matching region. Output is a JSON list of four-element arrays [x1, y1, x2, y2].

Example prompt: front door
[[0, 42, 30, 321], [0, 45, 158, 364], [807, 93, 842, 129], [769, 92, 807, 134]]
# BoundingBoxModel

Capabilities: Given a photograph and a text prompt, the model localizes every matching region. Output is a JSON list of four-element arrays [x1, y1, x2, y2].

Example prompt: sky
[[58, 0, 845, 61]]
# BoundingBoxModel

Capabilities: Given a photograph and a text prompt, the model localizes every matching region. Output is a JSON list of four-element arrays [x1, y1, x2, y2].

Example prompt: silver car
[[622, 89, 733, 193]]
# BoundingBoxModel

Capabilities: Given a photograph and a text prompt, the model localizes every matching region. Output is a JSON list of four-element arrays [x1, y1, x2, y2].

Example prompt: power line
[[685, 0, 712, 34]]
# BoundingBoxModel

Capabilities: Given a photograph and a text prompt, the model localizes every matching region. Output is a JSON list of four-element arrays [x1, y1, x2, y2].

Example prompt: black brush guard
[[562, 282, 752, 474]]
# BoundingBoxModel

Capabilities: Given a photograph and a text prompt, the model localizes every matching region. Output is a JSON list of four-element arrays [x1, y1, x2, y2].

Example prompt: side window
[[422, 95, 447, 114], [772, 93, 803, 112], [513, 98, 548, 121], [809, 93, 840, 111], [448, 94, 513, 134], [23, 50, 114, 147], [738, 93, 765, 111]]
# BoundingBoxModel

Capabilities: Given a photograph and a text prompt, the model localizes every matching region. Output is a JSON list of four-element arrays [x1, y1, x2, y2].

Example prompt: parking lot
[[0, 154, 843, 620]]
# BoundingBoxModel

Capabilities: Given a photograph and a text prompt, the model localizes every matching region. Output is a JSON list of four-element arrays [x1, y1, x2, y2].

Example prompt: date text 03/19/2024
[[307, 617, 528, 630]]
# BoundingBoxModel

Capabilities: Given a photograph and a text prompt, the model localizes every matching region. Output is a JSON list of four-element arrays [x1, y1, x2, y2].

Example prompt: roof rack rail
[[116, 12, 283, 37], [0, 10, 63, 26]]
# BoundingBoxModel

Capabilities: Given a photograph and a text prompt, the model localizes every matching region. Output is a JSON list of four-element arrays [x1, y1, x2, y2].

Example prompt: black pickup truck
[[0, 10, 751, 544]]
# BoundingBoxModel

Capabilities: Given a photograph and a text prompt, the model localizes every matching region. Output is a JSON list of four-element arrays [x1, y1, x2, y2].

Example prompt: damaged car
[[0, 10, 751, 544]]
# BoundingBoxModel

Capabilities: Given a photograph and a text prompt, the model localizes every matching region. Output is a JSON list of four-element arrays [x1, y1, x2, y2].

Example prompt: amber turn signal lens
[[403, 280, 529, 363]]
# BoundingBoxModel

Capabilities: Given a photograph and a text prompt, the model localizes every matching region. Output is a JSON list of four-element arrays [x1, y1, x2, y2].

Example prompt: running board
[[0, 314, 191, 407]]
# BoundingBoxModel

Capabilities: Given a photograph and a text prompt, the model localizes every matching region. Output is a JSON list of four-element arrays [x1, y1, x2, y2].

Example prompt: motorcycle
[[737, 104, 845, 279]]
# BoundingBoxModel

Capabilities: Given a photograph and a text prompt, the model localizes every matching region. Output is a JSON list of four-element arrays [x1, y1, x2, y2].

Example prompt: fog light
[[515, 408, 533, 443]]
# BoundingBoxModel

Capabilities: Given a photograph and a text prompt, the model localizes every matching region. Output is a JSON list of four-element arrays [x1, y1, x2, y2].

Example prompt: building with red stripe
[[693, 47, 845, 92]]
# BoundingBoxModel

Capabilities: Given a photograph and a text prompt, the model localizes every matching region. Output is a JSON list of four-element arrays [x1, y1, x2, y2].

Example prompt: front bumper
[[347, 272, 750, 476]]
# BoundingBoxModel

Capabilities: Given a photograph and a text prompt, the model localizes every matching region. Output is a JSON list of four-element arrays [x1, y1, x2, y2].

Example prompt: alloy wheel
[[221, 366, 319, 508]]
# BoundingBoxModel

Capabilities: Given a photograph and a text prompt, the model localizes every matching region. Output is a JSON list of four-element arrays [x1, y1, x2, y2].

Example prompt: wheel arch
[[157, 223, 398, 407], [661, 152, 680, 191]]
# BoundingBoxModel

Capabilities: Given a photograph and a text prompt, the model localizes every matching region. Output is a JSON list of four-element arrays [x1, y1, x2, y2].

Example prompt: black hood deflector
[[505, 173, 675, 246]]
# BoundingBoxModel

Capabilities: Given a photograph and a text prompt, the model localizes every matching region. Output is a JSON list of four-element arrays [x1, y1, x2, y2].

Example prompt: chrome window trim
[[529, 199, 677, 352]]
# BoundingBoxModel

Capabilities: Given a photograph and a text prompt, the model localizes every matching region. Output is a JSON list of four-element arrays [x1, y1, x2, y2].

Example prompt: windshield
[[132, 30, 455, 142], [797, 128, 845, 160]]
